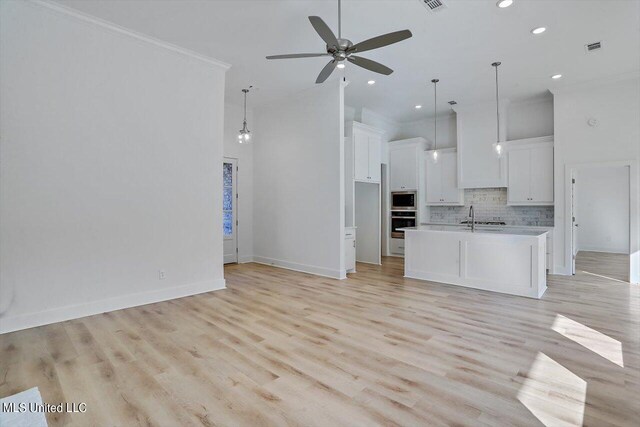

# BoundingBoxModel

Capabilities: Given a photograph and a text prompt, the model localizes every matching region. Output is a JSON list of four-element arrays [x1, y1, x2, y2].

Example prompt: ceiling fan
[[266, 0, 412, 84]]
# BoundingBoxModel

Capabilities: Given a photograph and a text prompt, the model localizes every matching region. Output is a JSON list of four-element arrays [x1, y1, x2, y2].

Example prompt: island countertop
[[401, 225, 548, 237]]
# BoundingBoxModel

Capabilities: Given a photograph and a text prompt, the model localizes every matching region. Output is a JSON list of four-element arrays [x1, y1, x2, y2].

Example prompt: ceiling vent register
[[420, 0, 448, 13], [585, 41, 602, 53]]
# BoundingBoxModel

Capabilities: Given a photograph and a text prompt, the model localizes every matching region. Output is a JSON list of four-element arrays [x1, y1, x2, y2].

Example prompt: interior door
[[507, 148, 531, 203], [223, 158, 238, 264], [353, 131, 369, 181], [440, 151, 460, 202]]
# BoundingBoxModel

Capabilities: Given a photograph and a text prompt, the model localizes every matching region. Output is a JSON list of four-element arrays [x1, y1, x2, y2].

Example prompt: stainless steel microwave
[[391, 191, 417, 210]]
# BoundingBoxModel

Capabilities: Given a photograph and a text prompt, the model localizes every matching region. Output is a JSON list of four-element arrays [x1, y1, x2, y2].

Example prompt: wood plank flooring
[[576, 250, 630, 283], [1, 257, 639, 426]]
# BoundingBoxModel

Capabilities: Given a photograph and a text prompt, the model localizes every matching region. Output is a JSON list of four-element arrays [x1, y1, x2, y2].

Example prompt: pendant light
[[491, 62, 503, 158], [430, 78, 439, 163], [238, 87, 252, 143]]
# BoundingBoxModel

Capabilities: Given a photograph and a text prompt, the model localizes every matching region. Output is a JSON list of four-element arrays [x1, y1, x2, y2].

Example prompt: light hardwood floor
[[1, 257, 639, 426], [576, 251, 630, 283]]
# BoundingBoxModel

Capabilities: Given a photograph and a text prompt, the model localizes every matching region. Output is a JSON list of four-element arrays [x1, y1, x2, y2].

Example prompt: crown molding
[[31, 0, 231, 70], [549, 70, 639, 96]]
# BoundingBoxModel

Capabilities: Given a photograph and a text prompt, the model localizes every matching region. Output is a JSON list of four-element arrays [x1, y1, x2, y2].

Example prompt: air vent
[[420, 0, 448, 13], [585, 41, 602, 53]]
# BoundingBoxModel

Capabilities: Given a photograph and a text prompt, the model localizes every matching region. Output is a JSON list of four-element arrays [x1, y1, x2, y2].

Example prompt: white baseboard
[[578, 247, 629, 255], [0, 278, 226, 334], [252, 256, 342, 279], [238, 255, 254, 264]]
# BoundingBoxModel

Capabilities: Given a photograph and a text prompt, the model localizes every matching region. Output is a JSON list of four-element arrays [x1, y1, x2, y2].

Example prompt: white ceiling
[[56, 0, 640, 122]]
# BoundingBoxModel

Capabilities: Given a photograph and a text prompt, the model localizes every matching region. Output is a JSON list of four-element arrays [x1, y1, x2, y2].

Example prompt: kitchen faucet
[[469, 205, 475, 232]]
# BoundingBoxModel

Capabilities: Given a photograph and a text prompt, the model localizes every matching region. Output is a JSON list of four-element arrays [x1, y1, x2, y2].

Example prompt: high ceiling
[[56, 0, 640, 122]]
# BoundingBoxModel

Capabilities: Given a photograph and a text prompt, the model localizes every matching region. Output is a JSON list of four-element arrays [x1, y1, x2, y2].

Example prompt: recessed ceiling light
[[367, 80, 375, 85], [415, 105, 422, 109], [551, 74, 563, 79], [531, 27, 546, 35], [336, 63, 345, 69], [496, 0, 513, 8]]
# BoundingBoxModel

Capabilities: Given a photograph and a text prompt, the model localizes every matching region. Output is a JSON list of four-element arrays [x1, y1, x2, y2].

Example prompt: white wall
[[552, 76, 640, 278], [576, 167, 630, 254], [253, 80, 345, 278], [507, 97, 554, 141], [0, 1, 228, 333], [393, 97, 553, 148], [223, 102, 254, 263], [395, 114, 456, 149]]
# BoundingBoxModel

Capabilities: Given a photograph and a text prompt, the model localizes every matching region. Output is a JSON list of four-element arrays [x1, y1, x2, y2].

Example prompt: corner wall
[[0, 1, 229, 333], [552, 76, 640, 279], [252, 80, 345, 278]]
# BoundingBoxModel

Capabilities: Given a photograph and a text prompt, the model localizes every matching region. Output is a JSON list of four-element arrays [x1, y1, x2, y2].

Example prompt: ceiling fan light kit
[[266, 0, 412, 83]]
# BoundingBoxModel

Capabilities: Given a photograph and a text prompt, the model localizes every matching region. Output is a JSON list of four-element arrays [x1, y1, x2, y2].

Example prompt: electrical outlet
[[158, 270, 166, 280]]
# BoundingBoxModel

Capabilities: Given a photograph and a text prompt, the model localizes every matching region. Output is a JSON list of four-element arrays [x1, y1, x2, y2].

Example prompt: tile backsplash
[[429, 188, 554, 227]]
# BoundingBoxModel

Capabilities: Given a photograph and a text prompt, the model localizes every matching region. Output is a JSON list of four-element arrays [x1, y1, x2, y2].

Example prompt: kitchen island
[[402, 225, 548, 299]]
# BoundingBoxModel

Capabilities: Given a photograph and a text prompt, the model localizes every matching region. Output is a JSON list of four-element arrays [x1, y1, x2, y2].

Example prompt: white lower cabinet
[[390, 238, 405, 256], [345, 227, 356, 272], [425, 148, 464, 205]]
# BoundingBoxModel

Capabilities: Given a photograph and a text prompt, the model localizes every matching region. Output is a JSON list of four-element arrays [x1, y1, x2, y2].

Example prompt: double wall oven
[[391, 191, 416, 239]]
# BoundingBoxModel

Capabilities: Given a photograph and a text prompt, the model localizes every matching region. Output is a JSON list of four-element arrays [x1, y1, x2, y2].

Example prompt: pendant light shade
[[491, 62, 503, 158], [430, 78, 439, 164], [238, 87, 252, 143]]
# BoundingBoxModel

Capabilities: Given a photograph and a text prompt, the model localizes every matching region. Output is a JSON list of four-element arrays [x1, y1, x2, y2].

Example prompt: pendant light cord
[[431, 79, 439, 151], [492, 62, 501, 142], [338, 0, 341, 39], [243, 90, 247, 125]]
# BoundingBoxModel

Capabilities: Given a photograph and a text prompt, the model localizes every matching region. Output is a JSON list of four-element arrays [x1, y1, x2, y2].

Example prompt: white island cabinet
[[403, 226, 547, 299]]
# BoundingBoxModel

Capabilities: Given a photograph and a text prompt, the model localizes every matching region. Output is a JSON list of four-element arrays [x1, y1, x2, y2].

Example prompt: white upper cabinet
[[453, 102, 509, 189], [425, 149, 464, 205], [347, 122, 383, 183], [389, 138, 427, 191], [390, 145, 417, 190], [507, 138, 554, 205], [367, 136, 381, 182]]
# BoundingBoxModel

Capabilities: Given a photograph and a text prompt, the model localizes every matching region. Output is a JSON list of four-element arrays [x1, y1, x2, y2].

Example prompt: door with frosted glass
[[223, 158, 238, 263]]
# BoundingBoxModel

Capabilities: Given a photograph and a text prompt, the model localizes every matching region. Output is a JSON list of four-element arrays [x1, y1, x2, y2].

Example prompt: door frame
[[564, 160, 639, 283], [223, 157, 238, 264]]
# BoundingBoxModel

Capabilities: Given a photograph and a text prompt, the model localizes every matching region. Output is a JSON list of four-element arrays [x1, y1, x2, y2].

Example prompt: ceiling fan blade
[[348, 29, 412, 54], [316, 60, 337, 84], [309, 16, 338, 48], [266, 53, 329, 59], [347, 56, 393, 75]]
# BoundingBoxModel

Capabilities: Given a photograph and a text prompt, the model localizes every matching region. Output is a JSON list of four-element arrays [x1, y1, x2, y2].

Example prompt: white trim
[[0, 279, 226, 334], [238, 255, 254, 264], [578, 247, 630, 255], [549, 71, 640, 96], [348, 121, 386, 136], [30, 0, 231, 70], [564, 160, 639, 283], [505, 135, 554, 147], [252, 256, 345, 280]]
